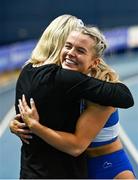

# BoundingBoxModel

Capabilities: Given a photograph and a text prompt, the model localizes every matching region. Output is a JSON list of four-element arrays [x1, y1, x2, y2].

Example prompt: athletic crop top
[[80, 100, 119, 148], [90, 110, 119, 147]]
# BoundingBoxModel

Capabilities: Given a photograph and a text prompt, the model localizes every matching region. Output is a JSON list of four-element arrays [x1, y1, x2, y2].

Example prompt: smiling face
[[60, 31, 99, 74]]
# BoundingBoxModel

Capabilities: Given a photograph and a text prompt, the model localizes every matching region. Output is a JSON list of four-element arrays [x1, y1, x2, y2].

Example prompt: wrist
[[27, 119, 39, 130]]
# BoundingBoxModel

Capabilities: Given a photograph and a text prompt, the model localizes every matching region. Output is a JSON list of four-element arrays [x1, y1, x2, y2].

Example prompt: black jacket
[[15, 63, 134, 179]]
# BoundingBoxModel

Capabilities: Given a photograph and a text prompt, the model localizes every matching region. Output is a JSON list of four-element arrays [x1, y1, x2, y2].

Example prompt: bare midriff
[[86, 138, 123, 157]]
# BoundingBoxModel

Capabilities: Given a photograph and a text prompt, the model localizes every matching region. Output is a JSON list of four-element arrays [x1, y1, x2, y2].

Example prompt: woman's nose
[[68, 48, 75, 56]]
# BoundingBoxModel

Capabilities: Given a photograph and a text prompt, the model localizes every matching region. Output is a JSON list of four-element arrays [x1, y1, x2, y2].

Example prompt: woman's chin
[[62, 64, 76, 71]]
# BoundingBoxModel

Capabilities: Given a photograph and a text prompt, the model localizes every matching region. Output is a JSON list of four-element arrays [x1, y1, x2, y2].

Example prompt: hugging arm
[[10, 66, 134, 144], [18, 95, 114, 156], [68, 78, 134, 108], [58, 69, 134, 108]]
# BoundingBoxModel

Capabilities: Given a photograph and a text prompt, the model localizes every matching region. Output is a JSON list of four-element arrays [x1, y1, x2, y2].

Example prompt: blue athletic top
[[80, 100, 119, 147]]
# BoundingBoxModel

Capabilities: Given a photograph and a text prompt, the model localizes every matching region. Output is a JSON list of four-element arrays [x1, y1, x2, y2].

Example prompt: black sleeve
[[56, 68, 134, 108]]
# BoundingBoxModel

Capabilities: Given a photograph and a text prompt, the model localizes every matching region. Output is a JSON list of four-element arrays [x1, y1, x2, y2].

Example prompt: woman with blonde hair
[[27, 14, 84, 65], [10, 15, 134, 179]]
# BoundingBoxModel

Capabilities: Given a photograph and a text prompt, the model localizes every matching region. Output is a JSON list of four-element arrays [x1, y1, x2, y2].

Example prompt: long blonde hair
[[27, 14, 84, 65]]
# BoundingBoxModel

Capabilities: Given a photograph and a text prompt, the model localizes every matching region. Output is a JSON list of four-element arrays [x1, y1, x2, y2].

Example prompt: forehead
[[66, 31, 95, 47]]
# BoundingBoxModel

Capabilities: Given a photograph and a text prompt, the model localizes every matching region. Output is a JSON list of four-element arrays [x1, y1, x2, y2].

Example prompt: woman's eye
[[65, 45, 71, 49], [78, 49, 85, 54]]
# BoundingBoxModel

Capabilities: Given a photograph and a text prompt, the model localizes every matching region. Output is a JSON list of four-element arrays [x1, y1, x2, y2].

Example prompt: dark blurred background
[[1, 0, 138, 45]]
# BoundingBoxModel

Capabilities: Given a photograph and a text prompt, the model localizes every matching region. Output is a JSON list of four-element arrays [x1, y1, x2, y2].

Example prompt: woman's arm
[[18, 95, 114, 156], [59, 69, 134, 108]]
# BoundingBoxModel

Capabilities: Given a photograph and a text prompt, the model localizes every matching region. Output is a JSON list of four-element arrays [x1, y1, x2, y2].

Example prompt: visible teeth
[[66, 59, 77, 65]]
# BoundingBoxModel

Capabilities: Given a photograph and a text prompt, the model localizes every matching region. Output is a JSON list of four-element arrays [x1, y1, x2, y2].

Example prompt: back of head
[[29, 14, 84, 65]]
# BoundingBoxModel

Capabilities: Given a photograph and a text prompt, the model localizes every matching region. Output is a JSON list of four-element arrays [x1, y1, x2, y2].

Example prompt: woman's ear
[[91, 58, 100, 68], [89, 58, 100, 69], [87, 58, 100, 74]]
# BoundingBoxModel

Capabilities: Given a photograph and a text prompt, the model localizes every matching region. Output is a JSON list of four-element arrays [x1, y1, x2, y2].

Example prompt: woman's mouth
[[65, 59, 78, 65]]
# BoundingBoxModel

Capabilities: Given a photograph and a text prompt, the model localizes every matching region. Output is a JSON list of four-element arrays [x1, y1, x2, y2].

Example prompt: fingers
[[20, 134, 33, 144], [18, 98, 29, 121], [10, 118, 31, 133], [18, 100, 24, 120], [21, 138, 30, 144], [18, 95, 32, 117], [10, 116, 33, 144], [16, 126, 33, 142], [18, 95, 39, 126], [18, 94, 30, 118], [15, 114, 22, 121], [9, 120, 16, 133], [19, 94, 36, 112], [17, 127, 32, 134], [22, 94, 30, 111], [17, 122, 27, 129], [22, 95, 36, 112], [9, 119, 21, 134], [30, 98, 36, 111], [13, 122, 33, 145]]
